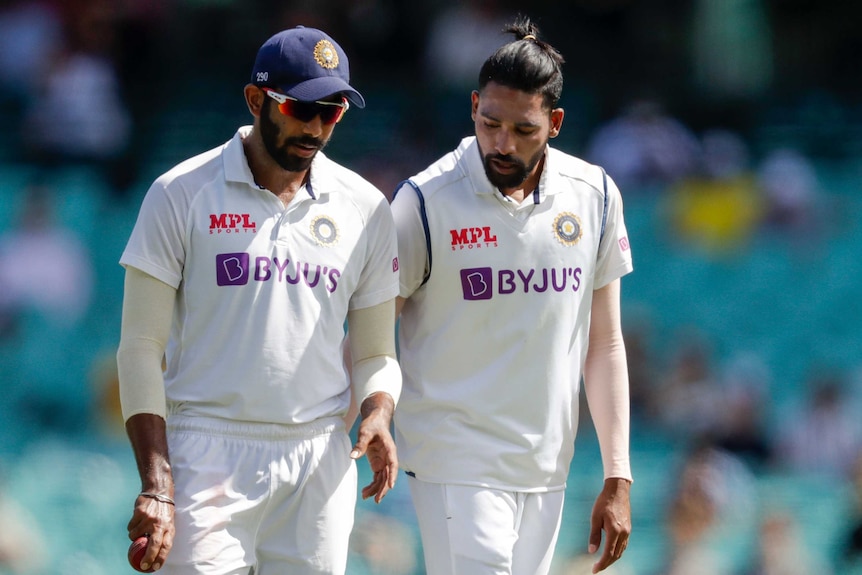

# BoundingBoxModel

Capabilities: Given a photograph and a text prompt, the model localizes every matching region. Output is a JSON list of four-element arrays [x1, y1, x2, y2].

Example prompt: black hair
[[477, 15, 565, 109]]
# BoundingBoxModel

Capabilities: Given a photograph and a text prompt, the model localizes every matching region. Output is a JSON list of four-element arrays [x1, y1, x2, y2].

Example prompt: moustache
[[488, 154, 525, 168], [285, 136, 325, 149]]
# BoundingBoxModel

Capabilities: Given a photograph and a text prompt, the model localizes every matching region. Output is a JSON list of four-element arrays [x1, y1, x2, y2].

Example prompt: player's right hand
[[128, 493, 176, 571], [588, 477, 632, 573], [350, 392, 398, 503]]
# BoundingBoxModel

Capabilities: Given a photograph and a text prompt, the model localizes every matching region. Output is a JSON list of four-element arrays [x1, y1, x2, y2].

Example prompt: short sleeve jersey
[[392, 137, 633, 491], [121, 127, 399, 424]]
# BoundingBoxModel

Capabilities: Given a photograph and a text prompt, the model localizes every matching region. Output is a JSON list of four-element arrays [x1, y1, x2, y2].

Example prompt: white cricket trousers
[[161, 414, 357, 575], [408, 475, 566, 575]]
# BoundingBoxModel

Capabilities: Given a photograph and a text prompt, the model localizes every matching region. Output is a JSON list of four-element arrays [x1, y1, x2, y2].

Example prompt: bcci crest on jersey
[[553, 212, 582, 246], [310, 215, 339, 246]]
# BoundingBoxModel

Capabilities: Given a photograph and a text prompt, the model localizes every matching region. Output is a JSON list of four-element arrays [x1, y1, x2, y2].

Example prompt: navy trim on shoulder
[[394, 179, 432, 286], [599, 167, 609, 247]]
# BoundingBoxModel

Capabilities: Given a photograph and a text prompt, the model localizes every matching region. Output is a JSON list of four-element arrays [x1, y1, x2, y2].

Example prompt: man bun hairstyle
[[478, 15, 565, 109]]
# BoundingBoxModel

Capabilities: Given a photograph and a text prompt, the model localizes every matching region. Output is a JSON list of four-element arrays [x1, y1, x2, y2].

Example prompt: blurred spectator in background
[[839, 451, 862, 574], [652, 439, 756, 575], [422, 0, 509, 148], [742, 510, 821, 575], [665, 128, 763, 255], [424, 0, 508, 91], [0, 0, 63, 107], [756, 147, 824, 238], [652, 328, 724, 438], [622, 311, 660, 426], [660, 486, 725, 575], [711, 352, 774, 471], [0, 183, 93, 338], [349, 511, 418, 575], [774, 369, 862, 478], [20, 0, 135, 195], [0, 466, 47, 574], [689, 0, 773, 131], [584, 98, 701, 192], [87, 348, 128, 441]]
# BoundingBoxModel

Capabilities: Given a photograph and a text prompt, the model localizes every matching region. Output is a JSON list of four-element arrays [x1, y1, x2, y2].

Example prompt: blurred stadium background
[[0, 1, 860, 574]]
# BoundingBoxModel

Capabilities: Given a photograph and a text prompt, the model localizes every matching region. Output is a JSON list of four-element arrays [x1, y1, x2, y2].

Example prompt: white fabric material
[[393, 136, 633, 491], [120, 126, 399, 425], [584, 279, 632, 481], [163, 415, 356, 575], [117, 266, 174, 421], [349, 354, 401, 406], [407, 476, 564, 575], [346, 300, 401, 405]]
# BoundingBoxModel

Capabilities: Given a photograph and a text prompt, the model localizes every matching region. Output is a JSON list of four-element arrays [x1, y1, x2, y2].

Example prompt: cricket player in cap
[[117, 26, 401, 574]]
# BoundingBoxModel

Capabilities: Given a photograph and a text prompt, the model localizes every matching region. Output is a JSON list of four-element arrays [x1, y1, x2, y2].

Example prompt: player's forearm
[[584, 281, 632, 481], [584, 339, 632, 481], [117, 266, 175, 420], [125, 413, 174, 495], [348, 299, 402, 406]]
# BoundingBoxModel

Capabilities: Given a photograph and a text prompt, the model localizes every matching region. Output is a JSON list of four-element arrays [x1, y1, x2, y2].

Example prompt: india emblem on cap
[[313, 39, 339, 69]]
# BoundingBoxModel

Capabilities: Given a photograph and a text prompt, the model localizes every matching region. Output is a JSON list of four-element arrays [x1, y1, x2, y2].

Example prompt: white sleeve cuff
[[350, 354, 402, 407]]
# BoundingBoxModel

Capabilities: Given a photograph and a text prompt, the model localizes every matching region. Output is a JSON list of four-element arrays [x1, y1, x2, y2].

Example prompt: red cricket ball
[[128, 536, 155, 573]]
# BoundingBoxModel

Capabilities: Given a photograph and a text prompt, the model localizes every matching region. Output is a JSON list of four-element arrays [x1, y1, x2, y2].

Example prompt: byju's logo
[[216, 253, 250, 286], [460, 267, 493, 300], [460, 266, 583, 301], [216, 253, 342, 292]]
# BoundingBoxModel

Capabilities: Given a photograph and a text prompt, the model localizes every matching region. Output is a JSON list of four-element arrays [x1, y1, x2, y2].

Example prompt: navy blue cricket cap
[[250, 26, 365, 108]]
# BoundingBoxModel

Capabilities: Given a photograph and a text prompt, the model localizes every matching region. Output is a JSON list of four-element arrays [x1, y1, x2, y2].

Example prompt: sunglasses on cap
[[262, 88, 349, 125]]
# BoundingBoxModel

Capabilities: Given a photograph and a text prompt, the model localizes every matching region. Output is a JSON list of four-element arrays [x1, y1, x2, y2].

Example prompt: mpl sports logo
[[216, 253, 342, 293], [460, 266, 583, 300], [209, 213, 257, 234], [449, 226, 498, 250]]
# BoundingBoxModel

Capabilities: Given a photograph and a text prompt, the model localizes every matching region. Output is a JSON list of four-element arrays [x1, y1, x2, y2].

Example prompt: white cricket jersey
[[392, 136, 633, 491], [121, 126, 399, 424]]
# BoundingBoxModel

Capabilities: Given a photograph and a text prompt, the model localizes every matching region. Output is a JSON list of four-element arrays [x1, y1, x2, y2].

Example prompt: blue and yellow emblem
[[313, 40, 339, 69], [553, 212, 583, 246], [311, 215, 339, 246]]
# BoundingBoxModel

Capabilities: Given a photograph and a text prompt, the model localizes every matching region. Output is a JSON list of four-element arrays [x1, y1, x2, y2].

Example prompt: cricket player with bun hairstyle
[[116, 26, 401, 574], [392, 15, 633, 575]]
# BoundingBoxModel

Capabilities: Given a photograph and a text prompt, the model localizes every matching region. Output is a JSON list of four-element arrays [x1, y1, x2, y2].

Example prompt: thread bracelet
[[139, 492, 175, 506]]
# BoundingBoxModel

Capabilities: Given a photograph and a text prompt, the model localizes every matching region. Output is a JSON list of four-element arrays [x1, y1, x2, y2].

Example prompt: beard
[[259, 101, 329, 172], [480, 144, 546, 190]]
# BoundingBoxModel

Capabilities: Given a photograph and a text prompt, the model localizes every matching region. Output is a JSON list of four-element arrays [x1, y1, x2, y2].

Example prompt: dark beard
[[260, 100, 328, 172], [480, 145, 546, 190]]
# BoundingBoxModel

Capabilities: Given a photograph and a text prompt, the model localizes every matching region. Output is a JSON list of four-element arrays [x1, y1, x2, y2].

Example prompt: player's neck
[[243, 132, 309, 205], [499, 158, 544, 204]]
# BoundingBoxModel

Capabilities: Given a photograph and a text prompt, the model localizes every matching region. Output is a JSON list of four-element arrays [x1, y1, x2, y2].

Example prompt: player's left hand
[[350, 392, 398, 503], [588, 477, 632, 573]]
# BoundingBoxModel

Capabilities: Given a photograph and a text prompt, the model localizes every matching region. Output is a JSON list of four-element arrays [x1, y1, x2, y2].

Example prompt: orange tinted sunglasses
[[262, 88, 349, 125]]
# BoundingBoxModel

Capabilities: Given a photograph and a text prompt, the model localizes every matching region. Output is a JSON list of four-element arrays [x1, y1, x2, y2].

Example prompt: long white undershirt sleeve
[[583, 279, 633, 482], [116, 266, 175, 421], [347, 299, 401, 407]]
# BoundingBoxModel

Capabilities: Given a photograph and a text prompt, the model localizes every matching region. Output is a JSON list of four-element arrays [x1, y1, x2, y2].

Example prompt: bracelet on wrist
[[139, 491, 175, 506]]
